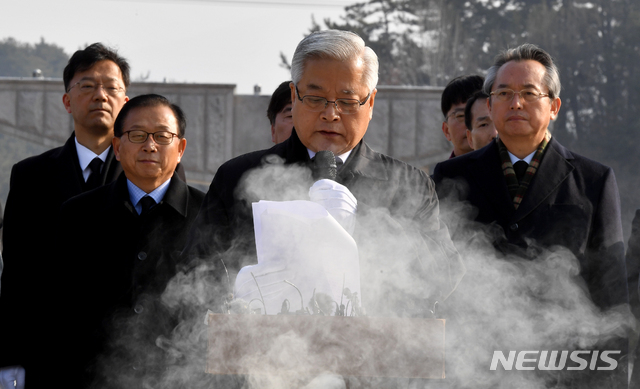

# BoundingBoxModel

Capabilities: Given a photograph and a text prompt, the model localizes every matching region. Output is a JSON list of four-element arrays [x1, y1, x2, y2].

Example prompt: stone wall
[[0, 79, 449, 201]]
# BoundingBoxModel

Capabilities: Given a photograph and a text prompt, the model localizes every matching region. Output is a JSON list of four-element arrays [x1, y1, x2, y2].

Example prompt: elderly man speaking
[[185, 30, 463, 318]]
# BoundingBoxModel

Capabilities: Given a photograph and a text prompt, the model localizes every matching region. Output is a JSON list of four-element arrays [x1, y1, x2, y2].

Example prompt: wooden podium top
[[207, 314, 445, 379]]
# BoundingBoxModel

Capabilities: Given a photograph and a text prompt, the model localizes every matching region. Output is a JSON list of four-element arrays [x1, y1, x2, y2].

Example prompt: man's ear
[[62, 93, 72, 114], [442, 121, 452, 142], [271, 124, 277, 143], [176, 138, 187, 163], [550, 97, 561, 120], [112, 137, 121, 161], [366, 88, 377, 120], [466, 129, 474, 150], [289, 82, 296, 108]]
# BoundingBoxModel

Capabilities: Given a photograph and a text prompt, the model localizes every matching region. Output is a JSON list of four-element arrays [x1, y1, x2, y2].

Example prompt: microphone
[[312, 150, 337, 181]]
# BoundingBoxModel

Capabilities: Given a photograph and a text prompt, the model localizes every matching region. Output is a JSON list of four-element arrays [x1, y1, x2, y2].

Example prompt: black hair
[[441, 75, 484, 118], [464, 90, 490, 130], [267, 81, 293, 125], [63, 43, 130, 92], [114, 94, 186, 138]]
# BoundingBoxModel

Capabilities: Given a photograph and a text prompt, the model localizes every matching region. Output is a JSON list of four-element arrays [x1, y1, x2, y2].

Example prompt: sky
[[0, 0, 360, 95]]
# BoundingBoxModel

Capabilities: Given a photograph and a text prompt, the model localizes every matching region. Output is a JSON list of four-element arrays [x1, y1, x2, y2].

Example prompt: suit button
[[134, 304, 144, 314], [137, 252, 147, 261], [510, 223, 519, 231]]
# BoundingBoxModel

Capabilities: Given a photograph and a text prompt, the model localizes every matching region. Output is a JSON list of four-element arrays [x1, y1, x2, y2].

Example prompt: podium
[[207, 313, 445, 379]]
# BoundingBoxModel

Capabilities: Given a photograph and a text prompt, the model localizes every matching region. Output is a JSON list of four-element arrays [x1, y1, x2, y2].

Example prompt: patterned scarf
[[497, 131, 552, 209]]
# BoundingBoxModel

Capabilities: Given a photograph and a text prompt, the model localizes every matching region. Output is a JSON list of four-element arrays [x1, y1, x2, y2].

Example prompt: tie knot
[[89, 157, 103, 175], [513, 160, 528, 183], [139, 196, 156, 216]]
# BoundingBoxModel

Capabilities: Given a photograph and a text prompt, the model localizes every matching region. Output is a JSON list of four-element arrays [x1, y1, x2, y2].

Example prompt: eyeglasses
[[122, 130, 179, 145], [490, 88, 550, 103], [295, 85, 371, 115], [67, 80, 125, 96], [445, 111, 465, 123]]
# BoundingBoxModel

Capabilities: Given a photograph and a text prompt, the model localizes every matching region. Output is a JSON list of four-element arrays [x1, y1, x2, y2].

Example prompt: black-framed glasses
[[490, 88, 550, 103], [295, 85, 371, 114], [67, 80, 125, 96], [122, 130, 179, 145]]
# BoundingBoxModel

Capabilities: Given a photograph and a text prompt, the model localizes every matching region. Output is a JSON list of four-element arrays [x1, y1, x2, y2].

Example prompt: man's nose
[[142, 135, 158, 151], [321, 101, 340, 120], [92, 85, 109, 100], [509, 93, 524, 109]]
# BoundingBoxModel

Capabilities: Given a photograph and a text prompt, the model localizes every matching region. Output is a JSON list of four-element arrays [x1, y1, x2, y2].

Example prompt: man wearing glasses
[[55, 94, 204, 387], [184, 30, 464, 321], [0, 43, 130, 388], [434, 44, 627, 385], [440, 75, 484, 159]]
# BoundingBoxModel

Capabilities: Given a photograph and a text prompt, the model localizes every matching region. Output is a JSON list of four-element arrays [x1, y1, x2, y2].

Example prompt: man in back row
[[0, 43, 131, 387], [267, 80, 294, 144], [464, 90, 497, 151], [440, 75, 484, 159]]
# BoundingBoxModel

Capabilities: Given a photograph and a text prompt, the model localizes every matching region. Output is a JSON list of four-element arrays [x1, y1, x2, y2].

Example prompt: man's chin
[[86, 119, 114, 134]]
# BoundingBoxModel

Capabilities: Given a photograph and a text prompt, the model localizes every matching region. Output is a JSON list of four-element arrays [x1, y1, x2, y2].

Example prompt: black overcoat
[[59, 172, 204, 387], [433, 137, 627, 310], [0, 133, 122, 384]]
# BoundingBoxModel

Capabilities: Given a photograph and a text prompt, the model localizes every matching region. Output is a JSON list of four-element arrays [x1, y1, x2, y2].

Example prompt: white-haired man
[[184, 30, 464, 316]]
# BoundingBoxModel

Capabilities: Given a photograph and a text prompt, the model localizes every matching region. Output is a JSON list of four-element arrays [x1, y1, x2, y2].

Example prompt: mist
[[92, 161, 633, 389]]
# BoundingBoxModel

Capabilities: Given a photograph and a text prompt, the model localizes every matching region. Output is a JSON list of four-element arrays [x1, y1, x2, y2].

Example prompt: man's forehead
[[472, 99, 489, 112], [495, 60, 546, 88], [279, 104, 292, 114], [74, 60, 124, 82], [299, 58, 366, 95], [302, 82, 359, 96], [125, 106, 178, 128], [448, 103, 466, 114]]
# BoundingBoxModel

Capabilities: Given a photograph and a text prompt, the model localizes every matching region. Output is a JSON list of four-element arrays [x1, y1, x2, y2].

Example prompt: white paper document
[[234, 200, 361, 315]]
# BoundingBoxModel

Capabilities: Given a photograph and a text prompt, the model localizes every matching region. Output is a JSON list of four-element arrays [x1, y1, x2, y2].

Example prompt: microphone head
[[313, 150, 337, 181]]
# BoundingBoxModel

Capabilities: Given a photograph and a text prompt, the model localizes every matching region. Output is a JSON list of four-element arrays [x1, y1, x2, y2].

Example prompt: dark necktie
[[85, 157, 104, 190], [513, 160, 528, 184], [139, 196, 156, 216]]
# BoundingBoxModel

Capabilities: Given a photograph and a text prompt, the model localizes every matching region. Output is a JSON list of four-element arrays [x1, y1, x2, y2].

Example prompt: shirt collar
[[307, 148, 353, 164], [127, 178, 172, 214], [75, 137, 109, 171], [507, 150, 536, 165]]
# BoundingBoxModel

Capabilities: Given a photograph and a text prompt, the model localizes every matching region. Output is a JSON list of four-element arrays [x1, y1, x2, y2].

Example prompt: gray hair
[[483, 43, 561, 99], [291, 30, 379, 92]]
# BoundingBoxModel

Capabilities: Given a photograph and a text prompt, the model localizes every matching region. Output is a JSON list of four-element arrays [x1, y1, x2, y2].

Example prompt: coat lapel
[[102, 145, 123, 186], [512, 138, 574, 221], [465, 141, 514, 221], [53, 133, 85, 202]]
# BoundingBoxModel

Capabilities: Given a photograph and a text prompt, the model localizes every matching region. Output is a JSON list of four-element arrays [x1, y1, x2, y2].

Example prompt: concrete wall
[[0, 79, 449, 203]]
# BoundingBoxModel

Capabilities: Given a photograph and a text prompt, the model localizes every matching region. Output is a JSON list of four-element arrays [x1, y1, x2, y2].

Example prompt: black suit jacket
[[0, 133, 122, 376], [58, 173, 204, 388], [433, 137, 627, 310], [184, 129, 465, 316]]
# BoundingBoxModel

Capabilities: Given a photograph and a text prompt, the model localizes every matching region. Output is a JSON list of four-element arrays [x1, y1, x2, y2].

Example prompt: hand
[[309, 179, 357, 235], [0, 366, 25, 389]]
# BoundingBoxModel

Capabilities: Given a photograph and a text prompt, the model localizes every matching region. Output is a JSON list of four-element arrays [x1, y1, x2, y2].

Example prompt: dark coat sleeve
[[583, 167, 627, 310], [626, 209, 640, 319]]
